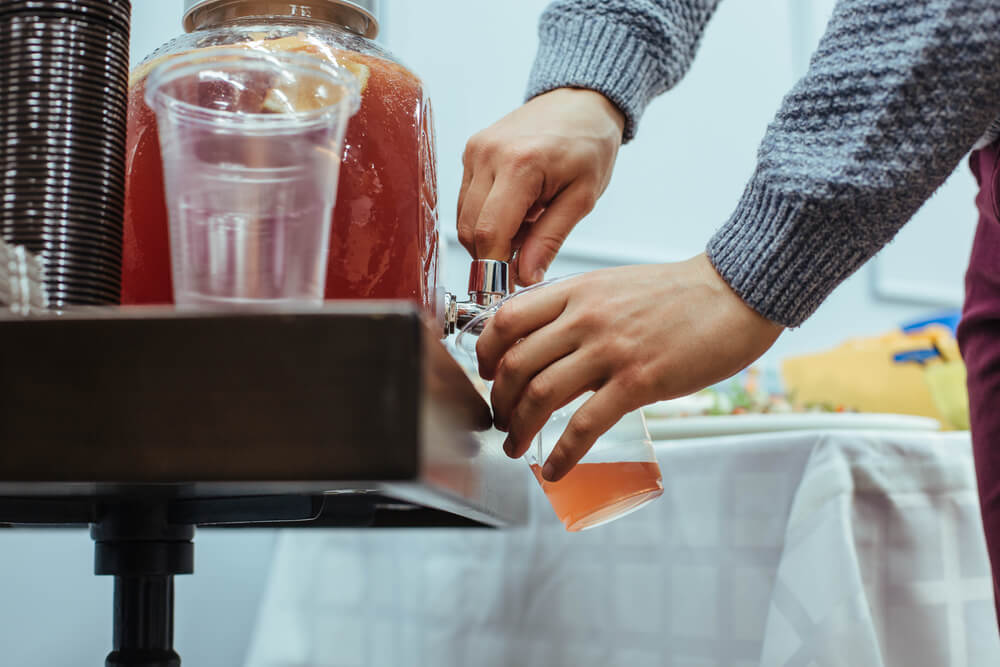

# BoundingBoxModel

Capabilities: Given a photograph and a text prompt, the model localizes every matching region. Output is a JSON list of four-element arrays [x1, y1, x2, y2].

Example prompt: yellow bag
[[781, 324, 969, 430]]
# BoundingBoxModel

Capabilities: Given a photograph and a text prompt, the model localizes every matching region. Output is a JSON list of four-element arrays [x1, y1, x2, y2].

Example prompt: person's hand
[[475, 254, 784, 481], [458, 88, 625, 285]]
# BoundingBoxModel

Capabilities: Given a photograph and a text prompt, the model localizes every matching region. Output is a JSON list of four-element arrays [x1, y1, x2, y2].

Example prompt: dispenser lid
[[182, 0, 379, 38]]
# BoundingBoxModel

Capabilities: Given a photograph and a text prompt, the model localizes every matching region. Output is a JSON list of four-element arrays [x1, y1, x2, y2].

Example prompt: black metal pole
[[90, 495, 326, 666], [93, 501, 194, 667], [107, 576, 179, 667]]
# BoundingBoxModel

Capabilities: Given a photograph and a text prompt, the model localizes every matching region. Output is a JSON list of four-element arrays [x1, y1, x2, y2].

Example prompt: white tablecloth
[[244, 430, 999, 667]]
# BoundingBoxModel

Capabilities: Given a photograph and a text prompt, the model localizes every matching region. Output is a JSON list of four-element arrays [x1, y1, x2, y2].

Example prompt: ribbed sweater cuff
[[707, 176, 871, 328], [526, 15, 666, 143]]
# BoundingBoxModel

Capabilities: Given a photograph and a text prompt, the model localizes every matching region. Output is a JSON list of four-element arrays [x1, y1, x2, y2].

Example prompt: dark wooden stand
[[0, 304, 527, 666]]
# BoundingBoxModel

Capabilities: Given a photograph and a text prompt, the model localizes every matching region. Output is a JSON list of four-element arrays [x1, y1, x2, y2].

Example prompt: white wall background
[[0, 0, 979, 665]]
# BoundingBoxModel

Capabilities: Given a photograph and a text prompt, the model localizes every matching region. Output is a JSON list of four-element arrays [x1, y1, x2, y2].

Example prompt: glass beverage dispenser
[[122, 0, 439, 311]]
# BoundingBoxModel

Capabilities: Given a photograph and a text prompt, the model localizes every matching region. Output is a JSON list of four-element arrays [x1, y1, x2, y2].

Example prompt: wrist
[[576, 88, 626, 139], [694, 253, 785, 335], [539, 87, 626, 141]]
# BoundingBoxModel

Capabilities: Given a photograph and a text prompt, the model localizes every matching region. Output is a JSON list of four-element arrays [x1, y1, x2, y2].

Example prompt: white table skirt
[[244, 430, 999, 667]]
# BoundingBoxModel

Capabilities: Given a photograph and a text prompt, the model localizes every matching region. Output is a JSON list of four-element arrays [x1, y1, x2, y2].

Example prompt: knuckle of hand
[[617, 364, 649, 394], [608, 337, 638, 362], [509, 401, 533, 435], [575, 190, 598, 215], [476, 136, 500, 162], [466, 136, 504, 166], [524, 378, 552, 406], [473, 224, 499, 251], [496, 349, 522, 382], [475, 339, 494, 369], [492, 302, 518, 335], [570, 307, 601, 333], [534, 234, 565, 260], [462, 141, 479, 166], [565, 413, 595, 442], [506, 146, 542, 173]]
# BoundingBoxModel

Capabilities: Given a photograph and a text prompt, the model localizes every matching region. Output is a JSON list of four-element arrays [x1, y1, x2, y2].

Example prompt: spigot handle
[[442, 259, 513, 337], [467, 259, 510, 305]]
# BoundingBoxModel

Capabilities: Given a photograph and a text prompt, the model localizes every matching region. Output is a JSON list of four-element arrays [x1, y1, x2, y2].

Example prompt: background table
[[245, 429, 999, 667]]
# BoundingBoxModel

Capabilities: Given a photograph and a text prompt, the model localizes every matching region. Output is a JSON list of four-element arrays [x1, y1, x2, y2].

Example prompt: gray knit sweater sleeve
[[708, 0, 1000, 326], [529, 0, 1000, 327], [526, 0, 722, 141]]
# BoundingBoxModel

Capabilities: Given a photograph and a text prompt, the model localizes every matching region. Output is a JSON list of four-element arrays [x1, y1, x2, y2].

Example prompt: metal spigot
[[442, 259, 511, 336]]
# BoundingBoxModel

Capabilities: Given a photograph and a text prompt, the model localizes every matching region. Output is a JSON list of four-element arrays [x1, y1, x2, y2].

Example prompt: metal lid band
[[182, 0, 379, 38]]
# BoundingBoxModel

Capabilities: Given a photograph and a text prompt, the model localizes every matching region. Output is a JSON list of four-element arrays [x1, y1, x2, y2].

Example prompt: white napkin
[[0, 239, 47, 314]]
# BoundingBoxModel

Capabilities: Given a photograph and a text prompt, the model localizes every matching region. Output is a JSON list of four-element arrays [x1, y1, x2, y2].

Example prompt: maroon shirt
[[958, 144, 1000, 622]]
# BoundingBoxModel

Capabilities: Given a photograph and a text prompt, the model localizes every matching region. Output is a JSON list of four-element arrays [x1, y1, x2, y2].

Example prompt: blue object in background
[[901, 310, 961, 336], [893, 348, 942, 365]]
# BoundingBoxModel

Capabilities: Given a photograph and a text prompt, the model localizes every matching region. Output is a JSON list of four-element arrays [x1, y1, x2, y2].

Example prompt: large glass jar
[[122, 0, 439, 311]]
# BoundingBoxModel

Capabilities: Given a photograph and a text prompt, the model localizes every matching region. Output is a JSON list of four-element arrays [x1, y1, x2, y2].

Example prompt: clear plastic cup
[[144, 49, 360, 310], [456, 276, 664, 532], [529, 393, 663, 531]]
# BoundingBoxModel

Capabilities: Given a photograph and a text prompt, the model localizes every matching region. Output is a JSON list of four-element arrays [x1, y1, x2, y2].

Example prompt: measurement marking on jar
[[289, 4, 312, 17]]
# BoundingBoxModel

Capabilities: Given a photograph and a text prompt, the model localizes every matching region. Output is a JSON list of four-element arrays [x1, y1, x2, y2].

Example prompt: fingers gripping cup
[[144, 49, 360, 309], [456, 273, 664, 532], [529, 393, 664, 531]]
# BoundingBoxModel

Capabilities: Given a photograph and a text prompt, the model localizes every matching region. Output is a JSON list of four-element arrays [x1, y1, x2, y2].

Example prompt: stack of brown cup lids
[[0, 0, 131, 308]]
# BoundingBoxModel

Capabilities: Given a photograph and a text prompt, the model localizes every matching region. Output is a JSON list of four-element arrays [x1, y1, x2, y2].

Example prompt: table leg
[[92, 502, 194, 667], [106, 575, 179, 667]]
